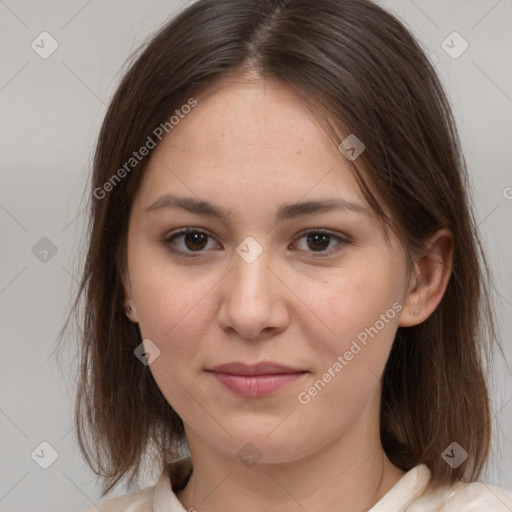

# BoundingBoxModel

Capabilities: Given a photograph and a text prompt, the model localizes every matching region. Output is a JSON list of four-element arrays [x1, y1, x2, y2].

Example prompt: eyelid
[[162, 227, 351, 258], [292, 228, 351, 244]]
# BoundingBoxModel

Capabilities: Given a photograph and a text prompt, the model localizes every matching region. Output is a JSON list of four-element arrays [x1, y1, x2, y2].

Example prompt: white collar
[[150, 459, 431, 512]]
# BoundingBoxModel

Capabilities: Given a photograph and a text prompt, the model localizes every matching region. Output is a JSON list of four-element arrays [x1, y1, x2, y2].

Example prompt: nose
[[217, 242, 289, 341]]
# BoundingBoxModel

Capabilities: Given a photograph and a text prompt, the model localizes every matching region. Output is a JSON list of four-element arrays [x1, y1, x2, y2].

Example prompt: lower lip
[[209, 371, 306, 397]]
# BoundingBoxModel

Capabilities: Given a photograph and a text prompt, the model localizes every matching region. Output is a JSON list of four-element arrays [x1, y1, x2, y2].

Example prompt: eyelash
[[161, 227, 351, 259]]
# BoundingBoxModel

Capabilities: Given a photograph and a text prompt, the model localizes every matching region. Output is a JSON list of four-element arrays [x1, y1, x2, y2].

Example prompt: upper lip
[[208, 362, 305, 375]]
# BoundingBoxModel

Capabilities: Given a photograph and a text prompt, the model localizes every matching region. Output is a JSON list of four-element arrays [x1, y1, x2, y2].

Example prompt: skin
[[123, 72, 453, 512]]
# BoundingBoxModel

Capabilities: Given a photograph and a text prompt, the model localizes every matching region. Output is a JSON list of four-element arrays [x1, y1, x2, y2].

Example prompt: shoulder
[[80, 458, 191, 512], [82, 484, 154, 512], [372, 465, 512, 512], [411, 479, 512, 511]]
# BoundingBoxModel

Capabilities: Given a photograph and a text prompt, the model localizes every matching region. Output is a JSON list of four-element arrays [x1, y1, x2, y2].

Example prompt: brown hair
[[58, 0, 496, 496]]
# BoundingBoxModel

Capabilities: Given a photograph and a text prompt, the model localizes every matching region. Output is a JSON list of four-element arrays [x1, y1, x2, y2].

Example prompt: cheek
[[291, 272, 402, 443], [130, 265, 218, 425], [302, 261, 404, 354], [294, 262, 403, 411], [129, 239, 211, 333]]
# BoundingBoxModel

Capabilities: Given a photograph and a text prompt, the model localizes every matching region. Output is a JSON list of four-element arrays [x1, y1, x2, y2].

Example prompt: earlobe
[[399, 229, 453, 327], [121, 271, 139, 323], [124, 302, 139, 323]]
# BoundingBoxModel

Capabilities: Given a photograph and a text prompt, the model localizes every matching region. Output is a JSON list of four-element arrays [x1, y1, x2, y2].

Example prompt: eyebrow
[[145, 193, 368, 223]]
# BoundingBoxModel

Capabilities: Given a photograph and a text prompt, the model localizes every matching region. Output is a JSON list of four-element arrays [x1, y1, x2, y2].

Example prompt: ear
[[121, 269, 139, 324], [399, 228, 454, 327]]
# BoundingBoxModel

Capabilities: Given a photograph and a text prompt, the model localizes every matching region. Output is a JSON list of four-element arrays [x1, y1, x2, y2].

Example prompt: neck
[[176, 403, 406, 512]]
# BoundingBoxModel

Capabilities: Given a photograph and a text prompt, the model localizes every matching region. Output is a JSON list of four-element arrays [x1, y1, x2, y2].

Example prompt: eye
[[162, 228, 350, 258], [163, 228, 220, 257], [291, 230, 349, 255]]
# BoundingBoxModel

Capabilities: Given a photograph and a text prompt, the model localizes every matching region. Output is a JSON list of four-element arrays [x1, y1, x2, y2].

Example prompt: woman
[[66, 0, 512, 510]]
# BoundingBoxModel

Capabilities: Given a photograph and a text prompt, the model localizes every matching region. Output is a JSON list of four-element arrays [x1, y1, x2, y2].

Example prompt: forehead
[[134, 75, 370, 214], [177, 75, 328, 147]]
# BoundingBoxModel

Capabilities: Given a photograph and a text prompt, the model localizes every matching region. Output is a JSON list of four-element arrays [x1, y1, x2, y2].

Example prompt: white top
[[84, 457, 512, 511]]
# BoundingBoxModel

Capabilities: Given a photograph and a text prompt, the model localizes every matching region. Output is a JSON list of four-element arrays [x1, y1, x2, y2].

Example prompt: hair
[[57, 0, 497, 497]]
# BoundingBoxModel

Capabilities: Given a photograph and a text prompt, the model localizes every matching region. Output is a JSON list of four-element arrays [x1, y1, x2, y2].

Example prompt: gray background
[[0, 0, 511, 511]]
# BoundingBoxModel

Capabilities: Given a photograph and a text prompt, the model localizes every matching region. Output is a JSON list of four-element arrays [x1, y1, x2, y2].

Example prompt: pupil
[[307, 233, 330, 251], [185, 232, 207, 250]]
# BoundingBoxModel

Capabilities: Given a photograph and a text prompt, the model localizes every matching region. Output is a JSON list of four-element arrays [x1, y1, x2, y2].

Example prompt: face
[[123, 74, 414, 464]]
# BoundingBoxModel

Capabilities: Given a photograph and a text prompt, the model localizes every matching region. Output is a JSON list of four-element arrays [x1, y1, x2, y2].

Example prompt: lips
[[209, 361, 304, 375], [207, 361, 307, 397]]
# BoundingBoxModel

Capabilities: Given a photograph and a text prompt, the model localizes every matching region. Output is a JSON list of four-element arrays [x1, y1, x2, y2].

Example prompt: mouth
[[206, 361, 308, 397]]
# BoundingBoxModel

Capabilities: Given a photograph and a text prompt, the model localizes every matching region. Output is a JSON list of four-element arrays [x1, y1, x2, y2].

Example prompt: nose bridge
[[218, 235, 287, 339], [232, 235, 274, 302]]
